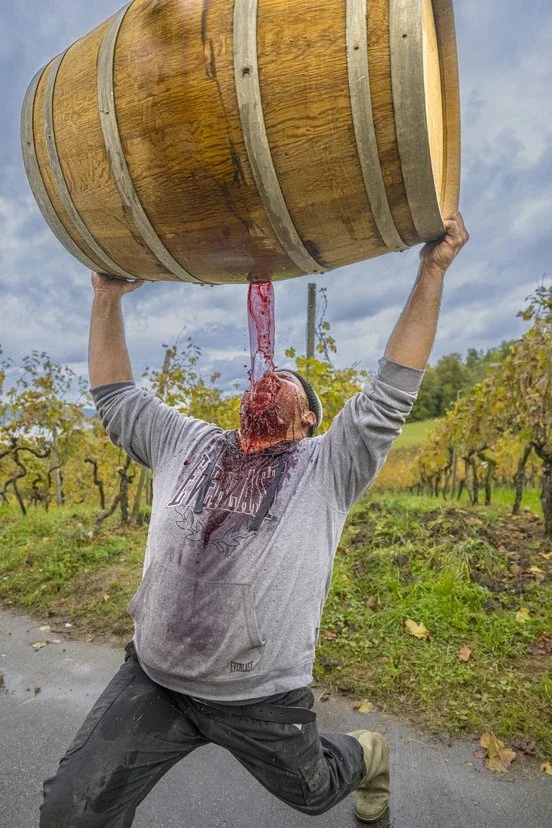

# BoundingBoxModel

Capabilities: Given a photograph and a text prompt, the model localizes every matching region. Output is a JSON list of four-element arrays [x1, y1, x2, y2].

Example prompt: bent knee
[[40, 776, 111, 828]]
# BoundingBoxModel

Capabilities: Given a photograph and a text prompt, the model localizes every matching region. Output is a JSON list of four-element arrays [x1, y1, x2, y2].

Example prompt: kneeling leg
[[40, 650, 205, 828]]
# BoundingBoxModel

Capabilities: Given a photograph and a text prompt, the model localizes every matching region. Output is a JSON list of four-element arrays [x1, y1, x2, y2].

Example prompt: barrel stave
[[257, 0, 389, 271], [21, 0, 460, 283], [114, 0, 301, 283]]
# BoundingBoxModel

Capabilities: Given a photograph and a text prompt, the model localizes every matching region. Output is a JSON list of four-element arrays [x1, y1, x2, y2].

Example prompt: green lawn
[[394, 418, 438, 448], [317, 494, 552, 757], [455, 485, 543, 516]]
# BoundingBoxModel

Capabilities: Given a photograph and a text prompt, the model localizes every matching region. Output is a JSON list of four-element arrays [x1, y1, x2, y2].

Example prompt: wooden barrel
[[21, 0, 460, 285]]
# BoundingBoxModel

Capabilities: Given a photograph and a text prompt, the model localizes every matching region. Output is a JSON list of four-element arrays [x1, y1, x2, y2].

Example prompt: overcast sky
[[1, 0, 551, 393]]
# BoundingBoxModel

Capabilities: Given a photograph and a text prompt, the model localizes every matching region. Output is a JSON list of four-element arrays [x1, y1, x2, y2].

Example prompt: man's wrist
[[419, 261, 447, 280], [93, 291, 123, 307]]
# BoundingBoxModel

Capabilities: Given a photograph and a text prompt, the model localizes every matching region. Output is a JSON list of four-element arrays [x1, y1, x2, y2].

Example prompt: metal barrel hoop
[[44, 49, 136, 279], [233, 0, 328, 275], [389, 0, 445, 241], [97, 3, 206, 284], [346, 0, 408, 252], [21, 66, 107, 274]]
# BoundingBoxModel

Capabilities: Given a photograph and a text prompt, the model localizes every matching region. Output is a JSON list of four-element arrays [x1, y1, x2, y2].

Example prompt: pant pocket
[[299, 752, 330, 805], [299, 749, 331, 806]]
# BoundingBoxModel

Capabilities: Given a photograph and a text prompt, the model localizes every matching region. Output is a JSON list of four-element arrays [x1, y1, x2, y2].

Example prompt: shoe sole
[[354, 804, 389, 824]]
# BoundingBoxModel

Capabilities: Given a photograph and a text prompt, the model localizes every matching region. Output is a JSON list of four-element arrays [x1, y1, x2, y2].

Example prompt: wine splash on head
[[241, 280, 285, 451]]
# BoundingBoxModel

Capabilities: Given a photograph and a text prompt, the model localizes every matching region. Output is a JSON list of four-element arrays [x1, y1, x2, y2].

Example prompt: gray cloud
[[1, 0, 551, 395]]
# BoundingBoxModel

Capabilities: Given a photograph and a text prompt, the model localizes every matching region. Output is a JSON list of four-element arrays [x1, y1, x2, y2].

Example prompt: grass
[[316, 494, 552, 757], [0, 505, 146, 640], [413, 486, 543, 517], [1, 494, 551, 757], [461, 485, 543, 515], [394, 418, 438, 448]]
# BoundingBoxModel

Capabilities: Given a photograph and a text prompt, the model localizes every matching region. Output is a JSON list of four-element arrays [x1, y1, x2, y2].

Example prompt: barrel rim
[[432, 0, 461, 216]]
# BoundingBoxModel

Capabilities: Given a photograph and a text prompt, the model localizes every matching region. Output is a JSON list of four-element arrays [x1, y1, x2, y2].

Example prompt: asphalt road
[[0, 609, 550, 828]]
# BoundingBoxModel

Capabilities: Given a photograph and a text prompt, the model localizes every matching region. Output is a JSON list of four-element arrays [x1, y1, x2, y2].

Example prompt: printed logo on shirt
[[230, 660, 254, 673], [173, 505, 251, 559], [167, 445, 287, 517]]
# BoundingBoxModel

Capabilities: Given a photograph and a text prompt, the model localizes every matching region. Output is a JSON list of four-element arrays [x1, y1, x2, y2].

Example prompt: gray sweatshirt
[[91, 357, 422, 701]]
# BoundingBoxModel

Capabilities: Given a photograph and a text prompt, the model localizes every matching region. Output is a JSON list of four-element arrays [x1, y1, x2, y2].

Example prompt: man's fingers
[[126, 279, 145, 293], [91, 270, 145, 294], [442, 212, 469, 246], [443, 211, 469, 242], [443, 218, 460, 236]]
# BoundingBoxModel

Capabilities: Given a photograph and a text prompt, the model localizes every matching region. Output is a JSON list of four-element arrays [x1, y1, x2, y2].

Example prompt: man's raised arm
[[312, 212, 469, 512], [385, 211, 469, 370], [88, 272, 143, 388]]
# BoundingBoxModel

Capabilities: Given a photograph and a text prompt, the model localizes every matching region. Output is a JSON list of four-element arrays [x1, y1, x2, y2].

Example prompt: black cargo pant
[[40, 643, 365, 827]]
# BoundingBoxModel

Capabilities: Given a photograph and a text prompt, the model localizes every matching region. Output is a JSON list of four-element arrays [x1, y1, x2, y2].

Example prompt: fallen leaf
[[322, 631, 338, 641], [509, 564, 523, 576], [31, 642, 47, 651], [527, 632, 552, 656], [516, 607, 531, 623], [539, 551, 552, 561], [480, 731, 516, 773], [404, 619, 430, 639], [353, 699, 374, 713], [511, 738, 537, 756], [459, 645, 472, 662], [540, 762, 552, 775], [365, 596, 378, 609], [526, 566, 545, 578]]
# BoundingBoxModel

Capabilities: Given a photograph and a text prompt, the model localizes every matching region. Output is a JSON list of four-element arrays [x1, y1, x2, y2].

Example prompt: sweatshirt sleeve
[[312, 357, 423, 511], [90, 381, 215, 470]]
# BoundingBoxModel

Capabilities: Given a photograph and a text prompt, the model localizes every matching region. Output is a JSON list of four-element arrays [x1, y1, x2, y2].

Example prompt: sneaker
[[348, 730, 390, 823]]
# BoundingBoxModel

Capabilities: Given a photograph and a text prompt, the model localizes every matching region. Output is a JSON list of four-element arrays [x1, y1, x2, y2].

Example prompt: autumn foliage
[[0, 330, 366, 525], [400, 286, 552, 537], [1, 286, 550, 536]]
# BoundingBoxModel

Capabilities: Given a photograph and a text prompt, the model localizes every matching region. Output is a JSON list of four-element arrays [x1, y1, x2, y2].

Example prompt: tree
[[406, 284, 552, 536], [0, 350, 87, 512], [501, 285, 552, 535], [409, 341, 515, 422]]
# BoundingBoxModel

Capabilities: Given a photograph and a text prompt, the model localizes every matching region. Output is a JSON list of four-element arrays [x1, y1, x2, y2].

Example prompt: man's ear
[[303, 411, 316, 429]]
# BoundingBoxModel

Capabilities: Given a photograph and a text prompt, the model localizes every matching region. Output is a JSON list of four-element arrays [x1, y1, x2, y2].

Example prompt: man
[[40, 213, 468, 826]]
